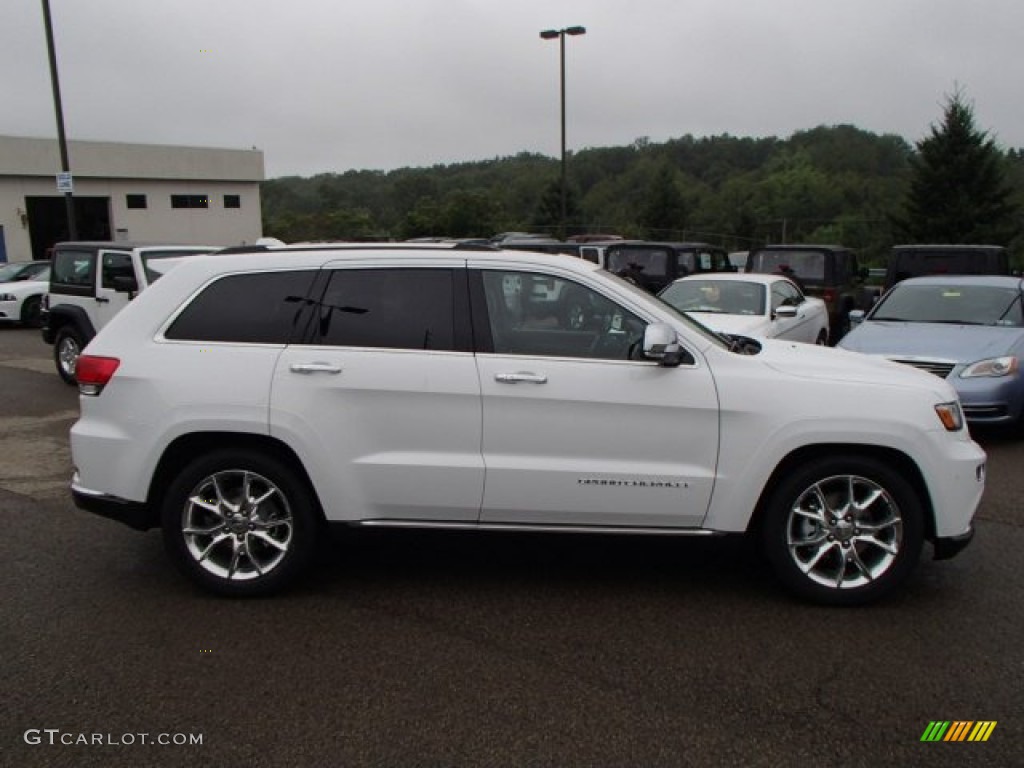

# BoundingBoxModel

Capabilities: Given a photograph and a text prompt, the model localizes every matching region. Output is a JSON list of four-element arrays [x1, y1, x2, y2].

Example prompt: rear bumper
[[72, 476, 156, 531], [932, 526, 974, 561]]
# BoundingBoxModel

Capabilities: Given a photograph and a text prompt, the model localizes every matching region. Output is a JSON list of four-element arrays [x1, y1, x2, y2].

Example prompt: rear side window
[[165, 270, 318, 343], [308, 268, 456, 351], [51, 249, 96, 288]]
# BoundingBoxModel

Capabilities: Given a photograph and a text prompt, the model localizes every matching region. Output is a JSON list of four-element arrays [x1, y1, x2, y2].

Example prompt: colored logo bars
[[921, 721, 997, 742]]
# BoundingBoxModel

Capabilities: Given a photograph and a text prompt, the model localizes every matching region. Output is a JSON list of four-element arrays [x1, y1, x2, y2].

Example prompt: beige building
[[0, 136, 264, 262]]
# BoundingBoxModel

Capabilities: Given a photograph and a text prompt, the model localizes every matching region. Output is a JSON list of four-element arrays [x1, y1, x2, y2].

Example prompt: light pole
[[540, 25, 585, 240], [41, 0, 77, 242]]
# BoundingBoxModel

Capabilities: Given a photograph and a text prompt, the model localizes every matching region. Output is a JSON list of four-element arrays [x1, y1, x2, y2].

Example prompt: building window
[[126, 194, 147, 209], [171, 194, 209, 209], [224, 194, 241, 209]]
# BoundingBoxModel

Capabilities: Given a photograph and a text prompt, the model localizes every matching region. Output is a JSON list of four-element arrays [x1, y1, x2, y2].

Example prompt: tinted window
[[605, 248, 670, 279], [310, 268, 456, 351], [126, 194, 147, 209], [748, 250, 827, 281], [480, 270, 647, 360], [165, 270, 318, 343], [101, 251, 134, 289], [224, 195, 241, 209]]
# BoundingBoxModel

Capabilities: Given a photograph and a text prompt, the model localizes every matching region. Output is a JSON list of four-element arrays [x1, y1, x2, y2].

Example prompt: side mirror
[[774, 305, 798, 319], [849, 309, 866, 328], [643, 323, 683, 367]]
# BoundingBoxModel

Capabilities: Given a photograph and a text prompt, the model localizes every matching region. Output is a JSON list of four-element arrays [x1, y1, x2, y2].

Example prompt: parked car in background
[[42, 242, 220, 384], [69, 243, 984, 605], [0, 260, 50, 283], [0, 265, 50, 327], [659, 273, 829, 345], [885, 244, 1010, 291], [745, 244, 871, 342], [603, 241, 734, 293], [839, 275, 1024, 428]]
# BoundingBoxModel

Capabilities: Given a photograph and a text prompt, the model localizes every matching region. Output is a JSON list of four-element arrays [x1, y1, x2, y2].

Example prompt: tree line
[[261, 93, 1024, 265]]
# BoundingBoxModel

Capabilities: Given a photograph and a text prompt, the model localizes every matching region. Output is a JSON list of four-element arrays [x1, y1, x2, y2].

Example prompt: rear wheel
[[54, 326, 84, 385], [161, 450, 321, 597], [761, 456, 924, 605], [815, 329, 828, 346]]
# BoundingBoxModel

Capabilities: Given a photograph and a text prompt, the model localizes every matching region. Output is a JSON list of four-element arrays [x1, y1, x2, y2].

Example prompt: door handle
[[495, 372, 548, 384], [290, 362, 342, 375]]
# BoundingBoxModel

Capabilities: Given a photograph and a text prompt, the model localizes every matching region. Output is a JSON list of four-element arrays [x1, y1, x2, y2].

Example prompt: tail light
[[823, 288, 837, 306], [76, 355, 120, 396]]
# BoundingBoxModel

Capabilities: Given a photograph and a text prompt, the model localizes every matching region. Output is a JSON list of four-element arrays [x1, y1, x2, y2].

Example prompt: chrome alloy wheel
[[181, 470, 294, 581], [58, 336, 80, 378], [785, 474, 903, 589]]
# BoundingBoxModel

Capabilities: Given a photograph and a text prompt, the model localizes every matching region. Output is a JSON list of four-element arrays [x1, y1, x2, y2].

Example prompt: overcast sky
[[4, 0, 1023, 179]]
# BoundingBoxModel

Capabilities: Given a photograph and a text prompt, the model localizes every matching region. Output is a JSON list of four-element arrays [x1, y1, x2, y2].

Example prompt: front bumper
[[72, 477, 156, 531], [933, 526, 974, 560]]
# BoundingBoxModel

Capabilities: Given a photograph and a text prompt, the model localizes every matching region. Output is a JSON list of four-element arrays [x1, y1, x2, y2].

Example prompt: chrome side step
[[353, 520, 718, 536]]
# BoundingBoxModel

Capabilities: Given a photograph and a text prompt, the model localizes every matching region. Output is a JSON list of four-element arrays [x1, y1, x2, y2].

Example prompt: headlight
[[934, 401, 964, 431], [960, 356, 1018, 378], [0, 293, 15, 301]]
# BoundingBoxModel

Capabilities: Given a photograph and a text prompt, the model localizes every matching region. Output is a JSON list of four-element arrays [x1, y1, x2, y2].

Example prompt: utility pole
[[41, 0, 77, 241]]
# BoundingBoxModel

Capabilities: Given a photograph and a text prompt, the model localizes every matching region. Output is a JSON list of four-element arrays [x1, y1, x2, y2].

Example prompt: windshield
[[0, 262, 47, 282], [871, 283, 1024, 326], [660, 279, 766, 316]]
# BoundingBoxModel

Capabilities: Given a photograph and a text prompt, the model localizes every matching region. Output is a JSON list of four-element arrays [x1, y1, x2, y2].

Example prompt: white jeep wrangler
[[68, 243, 985, 604], [41, 241, 219, 383]]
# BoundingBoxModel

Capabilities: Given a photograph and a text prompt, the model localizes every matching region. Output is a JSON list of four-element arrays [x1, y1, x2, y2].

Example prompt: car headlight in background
[[934, 401, 964, 431], [960, 356, 1018, 378]]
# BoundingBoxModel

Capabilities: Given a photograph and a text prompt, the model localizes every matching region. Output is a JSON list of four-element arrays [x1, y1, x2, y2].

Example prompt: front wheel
[[761, 456, 924, 605], [161, 450, 321, 597], [54, 326, 84, 385], [20, 295, 43, 328]]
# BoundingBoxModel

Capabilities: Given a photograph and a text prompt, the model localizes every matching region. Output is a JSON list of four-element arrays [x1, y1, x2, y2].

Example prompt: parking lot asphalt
[[1, 326, 1022, 768]]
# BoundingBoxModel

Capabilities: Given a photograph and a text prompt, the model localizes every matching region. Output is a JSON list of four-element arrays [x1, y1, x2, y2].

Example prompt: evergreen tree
[[896, 91, 1019, 244], [639, 163, 688, 239], [533, 178, 581, 236]]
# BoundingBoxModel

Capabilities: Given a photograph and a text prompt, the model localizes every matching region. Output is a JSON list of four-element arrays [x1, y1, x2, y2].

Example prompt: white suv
[[69, 244, 986, 604]]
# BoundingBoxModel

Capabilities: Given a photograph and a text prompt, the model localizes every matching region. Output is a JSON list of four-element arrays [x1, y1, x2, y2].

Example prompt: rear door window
[[307, 268, 460, 351]]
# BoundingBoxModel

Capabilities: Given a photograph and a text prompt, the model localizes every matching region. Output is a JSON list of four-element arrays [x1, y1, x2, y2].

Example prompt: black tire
[[832, 308, 852, 345], [761, 456, 924, 605], [160, 449, 321, 597], [815, 329, 828, 346], [54, 326, 84, 385], [20, 295, 43, 328]]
